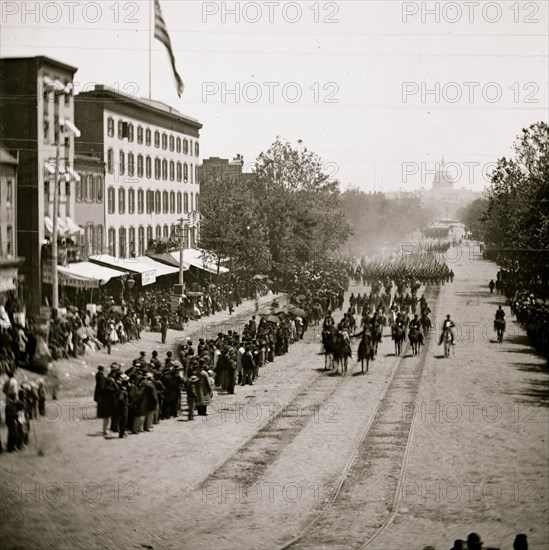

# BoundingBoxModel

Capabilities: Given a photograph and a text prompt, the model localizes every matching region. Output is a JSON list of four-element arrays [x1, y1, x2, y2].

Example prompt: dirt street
[[0, 243, 547, 550]]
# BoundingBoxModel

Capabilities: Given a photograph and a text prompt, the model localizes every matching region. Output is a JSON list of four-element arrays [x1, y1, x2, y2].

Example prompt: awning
[[65, 217, 84, 235], [42, 261, 127, 288], [44, 216, 69, 238], [89, 254, 157, 286], [132, 255, 179, 277], [146, 252, 189, 270], [168, 249, 229, 275]]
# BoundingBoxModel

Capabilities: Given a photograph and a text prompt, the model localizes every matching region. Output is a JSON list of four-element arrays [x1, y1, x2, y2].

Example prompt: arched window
[[183, 163, 188, 182], [118, 187, 126, 214], [155, 190, 161, 214], [128, 188, 135, 214], [176, 162, 182, 182], [119, 227, 126, 258], [162, 191, 169, 213], [184, 192, 189, 213], [137, 189, 144, 214], [170, 191, 175, 213], [177, 191, 182, 213]]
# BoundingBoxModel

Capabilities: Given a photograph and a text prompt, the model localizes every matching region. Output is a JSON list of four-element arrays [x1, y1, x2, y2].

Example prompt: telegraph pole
[[178, 216, 186, 290]]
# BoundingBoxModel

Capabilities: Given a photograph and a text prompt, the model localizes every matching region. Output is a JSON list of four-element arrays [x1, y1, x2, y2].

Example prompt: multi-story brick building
[[0, 145, 24, 297], [0, 56, 81, 310], [75, 86, 202, 259]]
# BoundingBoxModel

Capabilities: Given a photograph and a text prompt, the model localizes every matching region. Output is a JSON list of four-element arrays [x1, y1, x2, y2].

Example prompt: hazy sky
[[1, 0, 547, 192]]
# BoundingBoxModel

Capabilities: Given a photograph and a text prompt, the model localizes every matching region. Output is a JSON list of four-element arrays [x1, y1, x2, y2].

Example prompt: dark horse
[[322, 327, 338, 370], [333, 331, 352, 375], [408, 325, 423, 356], [356, 332, 374, 373], [391, 323, 406, 356], [494, 318, 506, 343], [420, 313, 432, 336]]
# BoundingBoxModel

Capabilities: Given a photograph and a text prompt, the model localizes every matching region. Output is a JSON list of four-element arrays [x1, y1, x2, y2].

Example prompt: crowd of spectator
[[492, 265, 549, 359]]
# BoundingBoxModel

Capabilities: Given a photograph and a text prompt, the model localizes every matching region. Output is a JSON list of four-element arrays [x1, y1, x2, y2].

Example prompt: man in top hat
[[150, 350, 162, 371], [94, 365, 105, 406], [241, 345, 255, 386], [142, 372, 158, 432], [135, 351, 148, 369]]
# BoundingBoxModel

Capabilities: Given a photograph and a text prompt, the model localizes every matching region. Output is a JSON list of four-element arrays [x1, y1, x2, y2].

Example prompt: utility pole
[[178, 216, 186, 290], [45, 80, 79, 315]]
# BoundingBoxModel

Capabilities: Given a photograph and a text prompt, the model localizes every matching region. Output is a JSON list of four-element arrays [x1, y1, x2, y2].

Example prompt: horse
[[357, 333, 374, 373], [408, 325, 422, 356], [442, 327, 453, 358], [494, 318, 506, 343], [322, 327, 338, 370], [391, 323, 406, 356], [333, 331, 352, 375], [420, 313, 432, 336]]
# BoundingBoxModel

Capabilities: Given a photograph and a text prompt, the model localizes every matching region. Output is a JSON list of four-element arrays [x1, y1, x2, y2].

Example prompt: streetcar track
[[276, 285, 440, 550]]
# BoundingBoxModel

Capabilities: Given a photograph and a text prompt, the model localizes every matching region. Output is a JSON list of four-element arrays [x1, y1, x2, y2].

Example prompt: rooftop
[[75, 85, 201, 129]]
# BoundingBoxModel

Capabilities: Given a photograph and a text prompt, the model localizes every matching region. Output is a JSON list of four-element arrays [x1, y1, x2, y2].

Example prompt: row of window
[[106, 150, 199, 183], [106, 187, 199, 215], [106, 117, 199, 157], [0, 179, 14, 206], [107, 225, 196, 258], [75, 175, 104, 203]]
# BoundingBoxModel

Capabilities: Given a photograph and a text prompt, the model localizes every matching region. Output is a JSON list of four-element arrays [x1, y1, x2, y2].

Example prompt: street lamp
[[46, 79, 80, 316]]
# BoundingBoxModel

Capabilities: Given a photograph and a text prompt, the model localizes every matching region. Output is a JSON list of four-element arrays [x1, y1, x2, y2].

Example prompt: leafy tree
[[254, 137, 351, 272], [199, 172, 271, 276], [458, 197, 489, 240]]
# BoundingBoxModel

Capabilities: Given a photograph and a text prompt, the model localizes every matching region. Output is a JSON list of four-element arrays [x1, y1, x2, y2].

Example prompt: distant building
[[200, 154, 255, 184], [0, 145, 24, 297], [385, 157, 482, 217], [73, 155, 106, 258], [75, 86, 202, 258], [0, 56, 81, 310]]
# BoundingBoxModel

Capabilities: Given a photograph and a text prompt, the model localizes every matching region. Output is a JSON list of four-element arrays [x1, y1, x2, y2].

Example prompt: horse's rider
[[495, 306, 505, 321], [409, 314, 421, 332], [339, 323, 353, 358], [409, 313, 423, 343], [323, 312, 335, 331], [494, 306, 505, 331], [438, 314, 455, 345]]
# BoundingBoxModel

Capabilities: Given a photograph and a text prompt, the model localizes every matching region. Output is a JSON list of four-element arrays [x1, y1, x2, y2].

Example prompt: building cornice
[[75, 88, 202, 136]]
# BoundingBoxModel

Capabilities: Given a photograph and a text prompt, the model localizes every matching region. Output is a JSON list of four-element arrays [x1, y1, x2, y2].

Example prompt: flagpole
[[149, 0, 152, 99]]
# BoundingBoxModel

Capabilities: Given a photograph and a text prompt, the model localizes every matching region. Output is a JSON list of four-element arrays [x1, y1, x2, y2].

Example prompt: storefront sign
[[0, 268, 17, 292], [141, 270, 156, 286]]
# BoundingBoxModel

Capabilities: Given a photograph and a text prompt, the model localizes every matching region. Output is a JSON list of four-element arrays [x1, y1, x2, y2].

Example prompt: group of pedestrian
[[423, 531, 528, 550], [93, 349, 216, 437], [1, 371, 46, 453]]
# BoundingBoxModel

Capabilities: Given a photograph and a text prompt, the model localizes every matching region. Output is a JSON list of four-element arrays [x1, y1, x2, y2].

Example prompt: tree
[[254, 137, 351, 273], [483, 121, 549, 250], [199, 172, 271, 277]]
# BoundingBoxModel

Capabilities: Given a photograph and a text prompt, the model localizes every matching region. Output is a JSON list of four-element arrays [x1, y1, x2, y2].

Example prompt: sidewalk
[[6, 292, 286, 400]]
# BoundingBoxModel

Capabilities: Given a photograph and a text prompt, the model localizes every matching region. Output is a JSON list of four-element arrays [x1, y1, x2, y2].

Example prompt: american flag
[[154, 0, 184, 97], [188, 211, 200, 228]]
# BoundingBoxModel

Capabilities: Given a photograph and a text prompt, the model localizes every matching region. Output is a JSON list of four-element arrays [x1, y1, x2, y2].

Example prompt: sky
[[1, 0, 547, 192]]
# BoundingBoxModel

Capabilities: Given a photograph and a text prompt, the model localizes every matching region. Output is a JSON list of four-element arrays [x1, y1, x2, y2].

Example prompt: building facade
[[74, 155, 106, 258], [0, 145, 24, 296], [200, 154, 255, 184], [0, 56, 81, 310], [75, 86, 202, 259]]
